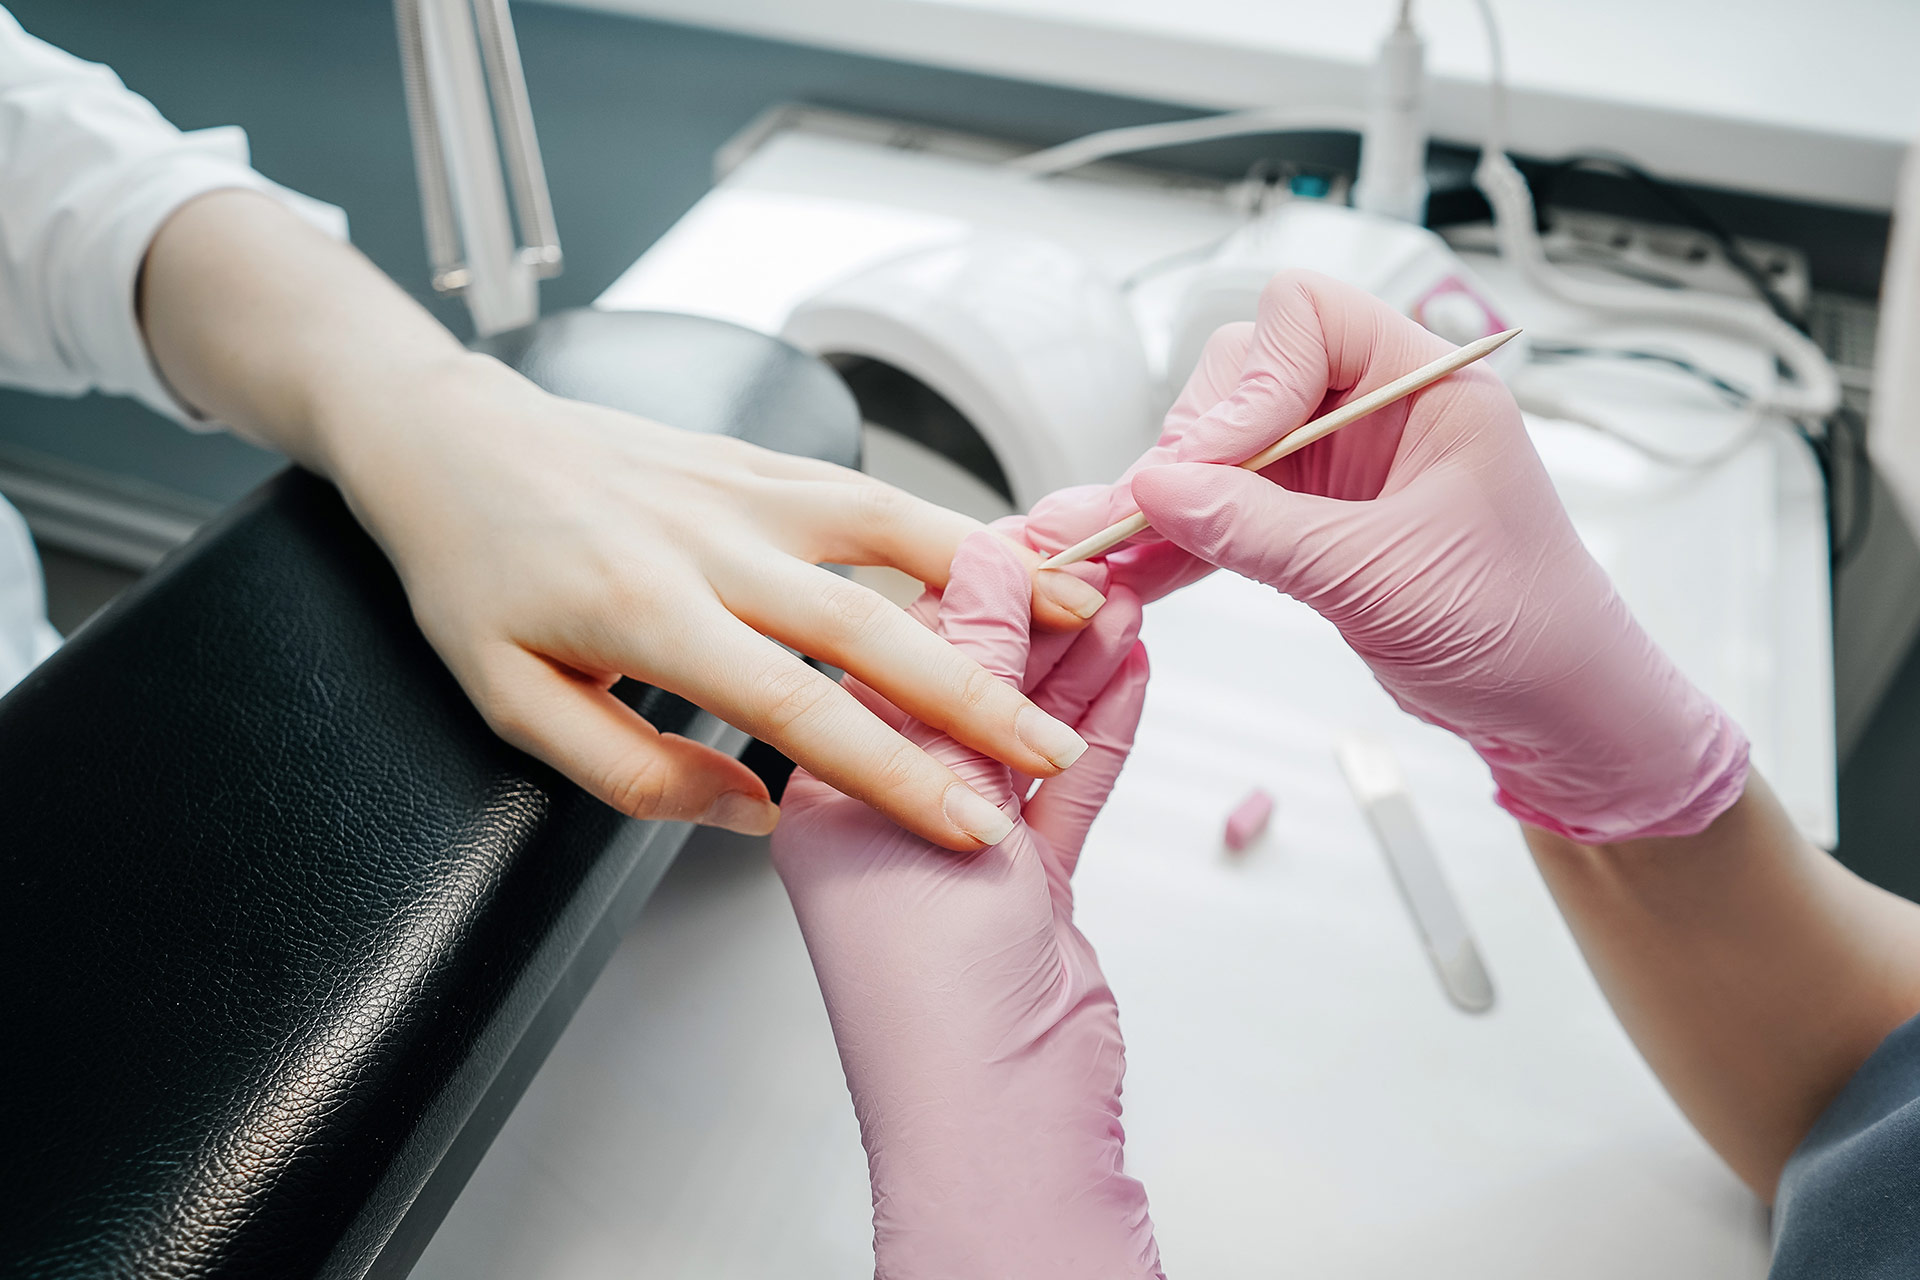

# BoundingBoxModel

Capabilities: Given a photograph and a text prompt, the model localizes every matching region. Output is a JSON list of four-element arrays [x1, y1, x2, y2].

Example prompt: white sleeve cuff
[[0, 11, 351, 427], [56, 136, 349, 429]]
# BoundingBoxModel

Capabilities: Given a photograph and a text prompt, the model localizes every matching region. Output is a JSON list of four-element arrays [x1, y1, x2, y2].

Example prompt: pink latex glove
[[1029, 270, 1747, 844], [771, 530, 1162, 1279]]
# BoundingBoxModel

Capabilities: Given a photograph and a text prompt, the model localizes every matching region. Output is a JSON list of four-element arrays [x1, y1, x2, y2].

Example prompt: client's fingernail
[[1016, 705, 1088, 770], [699, 792, 780, 836], [943, 783, 1015, 847], [1037, 570, 1106, 620]]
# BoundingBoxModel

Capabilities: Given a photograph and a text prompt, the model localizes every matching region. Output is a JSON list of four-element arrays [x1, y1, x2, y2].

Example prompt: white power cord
[[1512, 378, 1775, 471], [1464, 0, 1839, 421], [1005, 0, 1839, 424], [1007, 105, 1367, 178]]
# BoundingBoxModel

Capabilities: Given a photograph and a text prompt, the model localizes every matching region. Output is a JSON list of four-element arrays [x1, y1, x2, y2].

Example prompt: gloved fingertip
[[1130, 464, 1266, 565], [1130, 463, 1233, 517], [940, 529, 1038, 686]]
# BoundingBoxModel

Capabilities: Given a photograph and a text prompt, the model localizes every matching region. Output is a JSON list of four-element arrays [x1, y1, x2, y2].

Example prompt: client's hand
[[332, 366, 1108, 850], [139, 189, 1110, 852], [1027, 269, 1747, 844], [772, 530, 1162, 1279]]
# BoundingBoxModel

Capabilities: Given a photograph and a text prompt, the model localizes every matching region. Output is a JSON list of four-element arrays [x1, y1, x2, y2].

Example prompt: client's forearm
[[136, 187, 479, 476], [1525, 773, 1920, 1199]]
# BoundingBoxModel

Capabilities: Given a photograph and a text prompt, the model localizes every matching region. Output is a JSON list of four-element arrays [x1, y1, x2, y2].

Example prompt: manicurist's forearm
[[137, 187, 471, 475], [1524, 774, 1920, 1199]]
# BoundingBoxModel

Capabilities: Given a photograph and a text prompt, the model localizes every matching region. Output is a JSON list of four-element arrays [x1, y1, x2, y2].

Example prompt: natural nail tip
[[1017, 705, 1089, 770], [1038, 570, 1106, 620], [700, 792, 780, 836], [944, 783, 1015, 847]]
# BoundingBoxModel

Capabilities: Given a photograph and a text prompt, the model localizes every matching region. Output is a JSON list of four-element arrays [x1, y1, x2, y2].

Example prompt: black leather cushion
[[471, 308, 858, 468], [0, 309, 858, 1280]]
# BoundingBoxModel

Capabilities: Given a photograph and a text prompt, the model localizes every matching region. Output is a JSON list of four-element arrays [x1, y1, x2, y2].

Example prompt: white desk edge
[[536, 0, 1916, 211]]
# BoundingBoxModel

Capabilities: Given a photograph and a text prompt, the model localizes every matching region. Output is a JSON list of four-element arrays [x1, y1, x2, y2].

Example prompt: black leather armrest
[[0, 310, 858, 1280]]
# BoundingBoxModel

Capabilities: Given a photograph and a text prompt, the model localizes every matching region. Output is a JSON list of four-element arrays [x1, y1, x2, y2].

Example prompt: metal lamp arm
[[394, 0, 562, 334]]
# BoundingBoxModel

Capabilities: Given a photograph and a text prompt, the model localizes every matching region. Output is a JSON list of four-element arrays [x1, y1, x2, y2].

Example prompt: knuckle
[[849, 481, 912, 532], [1205, 320, 1255, 354], [708, 433, 763, 467], [952, 661, 1006, 716], [815, 583, 889, 649], [600, 752, 673, 818], [755, 660, 833, 737], [866, 738, 926, 799], [1259, 268, 1316, 306], [597, 558, 667, 622], [470, 660, 539, 746], [482, 699, 536, 751], [1180, 322, 1257, 403]]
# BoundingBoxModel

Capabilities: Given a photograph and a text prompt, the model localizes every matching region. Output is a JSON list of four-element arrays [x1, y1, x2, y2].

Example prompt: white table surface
[[537, 0, 1919, 209], [493, 120, 1841, 1273], [1078, 567, 1772, 1276]]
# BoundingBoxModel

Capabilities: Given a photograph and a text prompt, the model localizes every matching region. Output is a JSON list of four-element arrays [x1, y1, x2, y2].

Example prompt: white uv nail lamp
[[596, 107, 1519, 510], [780, 231, 1162, 511]]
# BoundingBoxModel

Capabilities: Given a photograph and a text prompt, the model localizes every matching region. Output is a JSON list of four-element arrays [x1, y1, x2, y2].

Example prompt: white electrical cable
[[1465, 0, 1839, 421], [1003, 0, 1839, 422], [1512, 359, 1775, 470], [1007, 105, 1367, 177], [1516, 387, 1774, 470]]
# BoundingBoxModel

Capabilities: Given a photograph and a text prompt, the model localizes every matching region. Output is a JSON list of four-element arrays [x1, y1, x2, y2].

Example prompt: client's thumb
[[1130, 463, 1358, 599]]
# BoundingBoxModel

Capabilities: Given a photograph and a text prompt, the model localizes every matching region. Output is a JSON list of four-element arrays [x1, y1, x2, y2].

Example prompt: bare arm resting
[[1525, 774, 1920, 1199], [136, 188, 1109, 849]]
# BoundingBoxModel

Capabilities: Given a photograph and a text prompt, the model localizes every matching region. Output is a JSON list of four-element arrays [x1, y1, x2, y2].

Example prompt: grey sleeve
[[1770, 1011, 1920, 1278]]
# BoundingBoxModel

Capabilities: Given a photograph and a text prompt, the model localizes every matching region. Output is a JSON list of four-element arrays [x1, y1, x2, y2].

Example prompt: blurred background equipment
[[394, 0, 563, 334], [1869, 141, 1920, 539]]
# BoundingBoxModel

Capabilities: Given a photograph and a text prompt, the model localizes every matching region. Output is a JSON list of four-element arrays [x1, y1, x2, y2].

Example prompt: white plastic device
[[779, 233, 1159, 507], [1334, 732, 1495, 1014], [1166, 200, 1527, 398], [1002, 0, 1839, 426]]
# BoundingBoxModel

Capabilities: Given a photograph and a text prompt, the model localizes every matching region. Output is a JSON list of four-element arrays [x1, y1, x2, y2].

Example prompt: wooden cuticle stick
[[1037, 327, 1523, 570]]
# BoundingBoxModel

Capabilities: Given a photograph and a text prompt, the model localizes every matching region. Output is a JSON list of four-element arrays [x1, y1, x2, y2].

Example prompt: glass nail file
[[1335, 733, 1495, 1014]]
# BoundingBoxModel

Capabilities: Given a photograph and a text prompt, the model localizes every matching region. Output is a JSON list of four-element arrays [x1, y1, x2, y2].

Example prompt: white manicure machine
[[603, 108, 1519, 508]]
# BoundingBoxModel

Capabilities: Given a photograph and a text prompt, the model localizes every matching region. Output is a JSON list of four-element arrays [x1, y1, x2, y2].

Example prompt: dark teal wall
[[1, 0, 1218, 503], [1, 1, 1884, 504]]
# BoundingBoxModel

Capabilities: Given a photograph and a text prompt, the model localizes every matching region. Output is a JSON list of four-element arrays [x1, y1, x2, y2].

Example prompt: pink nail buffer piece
[[1224, 788, 1274, 851]]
